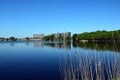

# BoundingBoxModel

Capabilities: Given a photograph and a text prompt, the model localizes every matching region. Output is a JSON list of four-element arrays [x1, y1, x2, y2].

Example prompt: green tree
[[25, 37, 30, 41], [9, 36, 16, 41], [49, 35, 54, 41], [72, 34, 77, 41], [76, 30, 120, 42], [43, 36, 50, 41]]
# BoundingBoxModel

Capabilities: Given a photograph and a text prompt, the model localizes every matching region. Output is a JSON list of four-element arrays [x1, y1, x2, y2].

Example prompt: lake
[[0, 41, 120, 80]]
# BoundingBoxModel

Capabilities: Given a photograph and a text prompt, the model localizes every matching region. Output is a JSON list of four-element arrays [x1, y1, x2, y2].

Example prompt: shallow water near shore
[[0, 41, 120, 80]]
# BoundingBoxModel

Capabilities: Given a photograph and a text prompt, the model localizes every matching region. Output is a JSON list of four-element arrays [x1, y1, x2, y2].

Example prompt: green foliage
[[65, 36, 71, 41], [43, 36, 50, 41], [72, 34, 77, 41], [49, 35, 54, 41], [9, 36, 16, 41], [74, 30, 120, 42], [25, 37, 30, 41]]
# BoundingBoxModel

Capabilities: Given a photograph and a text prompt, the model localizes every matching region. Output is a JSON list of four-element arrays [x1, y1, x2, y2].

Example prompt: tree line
[[0, 37, 30, 41], [72, 30, 120, 42]]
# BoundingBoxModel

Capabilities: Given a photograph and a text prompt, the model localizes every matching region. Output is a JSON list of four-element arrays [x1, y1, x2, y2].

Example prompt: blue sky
[[0, 0, 120, 38]]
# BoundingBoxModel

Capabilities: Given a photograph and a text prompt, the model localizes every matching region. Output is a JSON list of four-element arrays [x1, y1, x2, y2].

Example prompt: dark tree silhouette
[[9, 37, 16, 41]]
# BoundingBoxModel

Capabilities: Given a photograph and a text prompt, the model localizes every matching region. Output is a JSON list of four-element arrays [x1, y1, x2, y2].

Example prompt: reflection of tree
[[73, 42, 120, 52], [9, 43, 15, 47]]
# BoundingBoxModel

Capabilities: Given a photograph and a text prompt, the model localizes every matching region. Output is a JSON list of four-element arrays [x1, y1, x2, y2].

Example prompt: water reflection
[[33, 42, 44, 48], [33, 42, 71, 50], [73, 42, 120, 52], [0, 41, 120, 52], [0, 41, 71, 50], [0, 41, 120, 80], [25, 43, 30, 46], [9, 43, 15, 47]]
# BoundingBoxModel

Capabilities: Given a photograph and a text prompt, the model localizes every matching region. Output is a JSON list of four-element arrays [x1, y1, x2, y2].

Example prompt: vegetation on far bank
[[1, 29, 120, 42], [72, 30, 120, 42]]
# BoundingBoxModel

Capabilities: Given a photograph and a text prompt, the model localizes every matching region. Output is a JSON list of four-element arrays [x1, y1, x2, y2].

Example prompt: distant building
[[33, 34, 44, 40], [55, 33, 60, 38], [64, 32, 71, 40], [64, 32, 71, 37], [48, 32, 71, 41], [32, 32, 71, 41]]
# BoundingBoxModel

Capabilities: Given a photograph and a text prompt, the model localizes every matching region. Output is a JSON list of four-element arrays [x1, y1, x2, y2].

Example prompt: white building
[[33, 34, 44, 40]]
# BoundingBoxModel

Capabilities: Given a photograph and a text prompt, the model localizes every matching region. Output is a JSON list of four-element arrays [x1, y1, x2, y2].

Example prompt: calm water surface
[[0, 41, 120, 80]]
